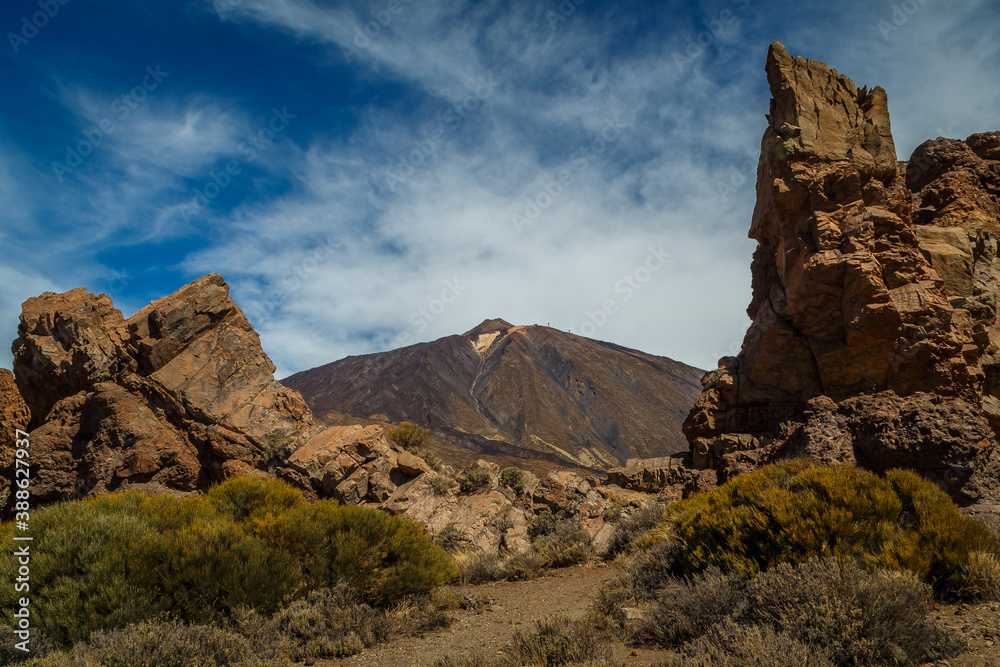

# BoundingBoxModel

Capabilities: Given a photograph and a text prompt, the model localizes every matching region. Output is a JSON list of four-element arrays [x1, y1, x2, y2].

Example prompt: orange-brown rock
[[282, 424, 433, 504], [6, 274, 314, 510], [683, 42, 1000, 505], [0, 369, 30, 508]]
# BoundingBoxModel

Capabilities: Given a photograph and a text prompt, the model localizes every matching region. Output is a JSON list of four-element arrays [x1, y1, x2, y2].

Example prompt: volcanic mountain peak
[[285, 321, 704, 470], [463, 318, 514, 337]]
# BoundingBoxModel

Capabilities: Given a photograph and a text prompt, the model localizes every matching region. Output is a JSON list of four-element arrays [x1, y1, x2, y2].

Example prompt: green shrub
[[430, 475, 455, 496], [656, 460, 997, 592], [389, 422, 432, 450], [418, 449, 444, 473], [528, 510, 565, 540], [459, 468, 493, 494], [0, 494, 162, 645], [534, 521, 592, 568], [499, 467, 526, 495], [324, 505, 456, 603], [0, 478, 454, 647], [204, 477, 305, 523]]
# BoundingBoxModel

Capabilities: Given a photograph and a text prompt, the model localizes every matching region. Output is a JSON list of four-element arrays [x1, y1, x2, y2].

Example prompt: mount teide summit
[[283, 319, 703, 470]]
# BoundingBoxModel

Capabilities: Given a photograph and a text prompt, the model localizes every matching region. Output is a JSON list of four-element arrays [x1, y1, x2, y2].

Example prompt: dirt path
[[317, 564, 1000, 667], [324, 563, 673, 667]]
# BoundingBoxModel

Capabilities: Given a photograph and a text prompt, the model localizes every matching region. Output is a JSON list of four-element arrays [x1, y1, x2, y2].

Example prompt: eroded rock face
[[282, 424, 433, 504], [0, 369, 31, 508], [683, 42, 1000, 505], [7, 274, 314, 507]]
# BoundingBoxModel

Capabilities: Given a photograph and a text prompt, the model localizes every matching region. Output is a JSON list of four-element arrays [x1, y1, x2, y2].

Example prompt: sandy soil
[[320, 562, 672, 667], [312, 563, 1000, 667]]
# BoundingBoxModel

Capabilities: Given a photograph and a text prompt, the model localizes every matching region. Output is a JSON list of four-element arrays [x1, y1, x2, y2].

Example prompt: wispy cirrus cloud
[[0, 0, 997, 378]]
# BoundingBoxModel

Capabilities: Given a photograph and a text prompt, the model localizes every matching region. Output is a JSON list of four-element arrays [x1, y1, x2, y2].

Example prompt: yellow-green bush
[[0, 478, 454, 646], [388, 422, 432, 450], [654, 461, 997, 592]]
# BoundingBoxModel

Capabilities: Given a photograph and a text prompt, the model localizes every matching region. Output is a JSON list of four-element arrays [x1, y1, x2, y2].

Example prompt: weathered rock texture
[[0, 369, 31, 509], [683, 42, 1000, 505], [8, 274, 314, 505]]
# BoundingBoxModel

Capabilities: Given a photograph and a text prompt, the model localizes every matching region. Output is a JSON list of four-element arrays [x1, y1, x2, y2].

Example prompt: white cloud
[[6, 0, 998, 384]]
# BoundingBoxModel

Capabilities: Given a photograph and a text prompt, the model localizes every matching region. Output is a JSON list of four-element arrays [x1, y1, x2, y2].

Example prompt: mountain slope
[[283, 320, 704, 470]]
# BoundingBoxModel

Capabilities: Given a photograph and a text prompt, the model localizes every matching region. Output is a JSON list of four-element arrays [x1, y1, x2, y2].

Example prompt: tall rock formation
[[8, 274, 315, 505], [683, 42, 1000, 506]]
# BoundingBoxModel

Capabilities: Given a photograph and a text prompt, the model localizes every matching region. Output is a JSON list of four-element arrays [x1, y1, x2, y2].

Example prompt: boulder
[[606, 455, 694, 492], [283, 424, 433, 504]]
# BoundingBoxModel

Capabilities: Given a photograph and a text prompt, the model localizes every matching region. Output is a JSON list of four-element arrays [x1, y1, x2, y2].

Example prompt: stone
[[283, 424, 432, 505], [0, 369, 31, 508], [682, 42, 1000, 505], [6, 274, 316, 512], [606, 455, 694, 492]]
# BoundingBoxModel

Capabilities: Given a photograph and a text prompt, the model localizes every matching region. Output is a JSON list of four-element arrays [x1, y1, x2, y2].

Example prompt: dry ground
[[318, 562, 672, 667], [309, 563, 1000, 667]]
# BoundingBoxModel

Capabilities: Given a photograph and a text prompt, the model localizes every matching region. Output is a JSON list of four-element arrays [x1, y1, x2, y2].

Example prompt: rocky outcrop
[[382, 459, 620, 554], [907, 133, 1000, 436], [0, 369, 30, 509], [606, 455, 694, 495], [282, 424, 433, 504], [683, 42, 1000, 505], [7, 274, 315, 507]]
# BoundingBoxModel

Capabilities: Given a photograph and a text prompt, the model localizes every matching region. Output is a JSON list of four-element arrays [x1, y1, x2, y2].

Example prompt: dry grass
[[433, 615, 613, 667], [655, 621, 835, 667], [958, 551, 1000, 601], [605, 502, 667, 558], [630, 558, 963, 666]]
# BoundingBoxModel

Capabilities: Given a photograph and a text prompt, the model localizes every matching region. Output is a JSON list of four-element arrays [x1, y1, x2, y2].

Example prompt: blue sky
[[1, 0, 998, 378]]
